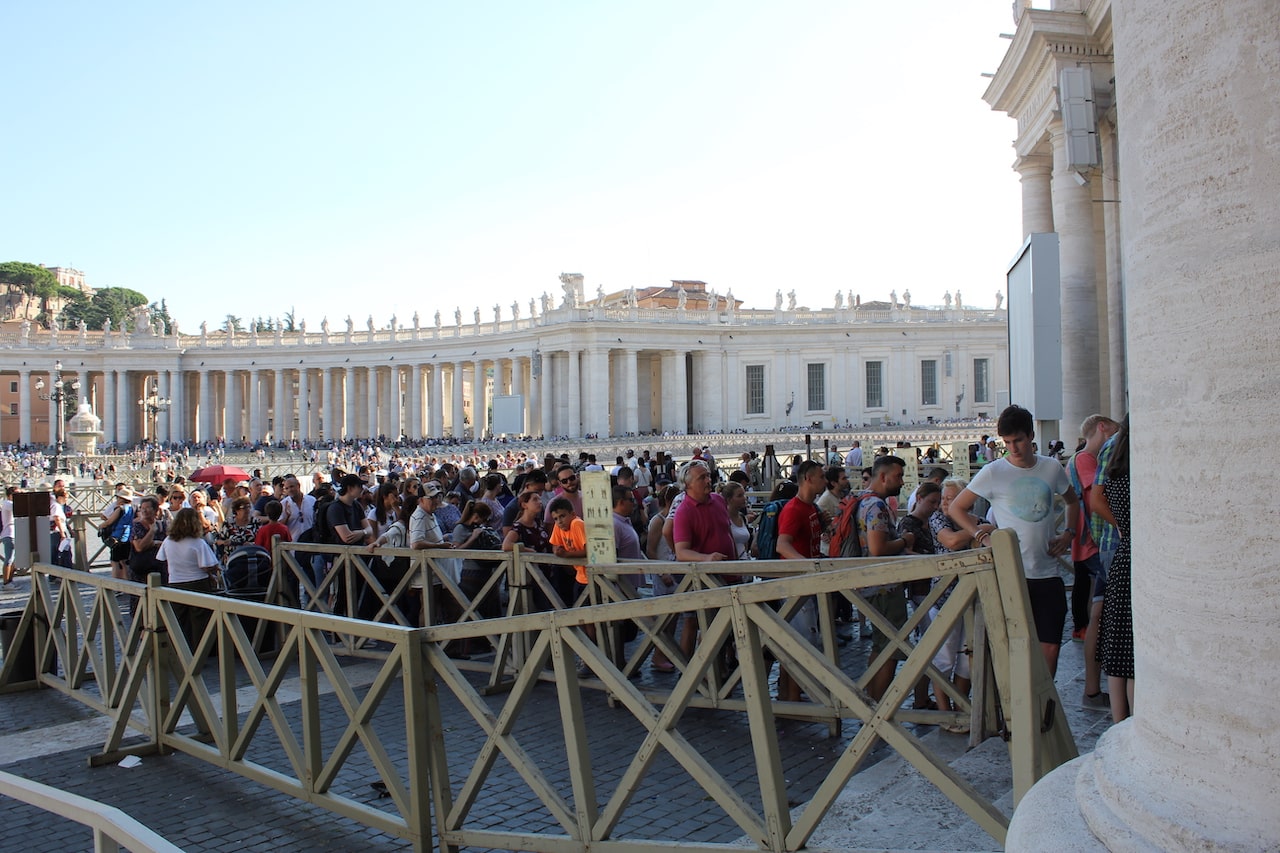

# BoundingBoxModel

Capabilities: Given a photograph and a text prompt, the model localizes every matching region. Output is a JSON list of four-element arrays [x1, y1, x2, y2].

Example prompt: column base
[[1010, 721, 1263, 852]]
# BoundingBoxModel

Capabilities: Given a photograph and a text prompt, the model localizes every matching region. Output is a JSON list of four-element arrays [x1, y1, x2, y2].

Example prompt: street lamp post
[[138, 375, 172, 456], [34, 360, 81, 476]]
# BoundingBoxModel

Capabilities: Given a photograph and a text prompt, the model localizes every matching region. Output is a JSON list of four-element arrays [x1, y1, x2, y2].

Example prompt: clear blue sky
[[3, 2, 1022, 330]]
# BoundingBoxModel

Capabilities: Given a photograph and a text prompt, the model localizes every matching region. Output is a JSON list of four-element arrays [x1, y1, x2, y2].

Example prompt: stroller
[[223, 544, 273, 597]]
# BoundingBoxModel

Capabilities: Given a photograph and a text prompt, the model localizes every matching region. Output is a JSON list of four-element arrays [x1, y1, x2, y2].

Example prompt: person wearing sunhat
[[100, 485, 137, 579]]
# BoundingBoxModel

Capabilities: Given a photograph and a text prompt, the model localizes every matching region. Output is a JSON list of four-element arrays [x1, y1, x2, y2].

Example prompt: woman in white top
[[157, 508, 220, 647]]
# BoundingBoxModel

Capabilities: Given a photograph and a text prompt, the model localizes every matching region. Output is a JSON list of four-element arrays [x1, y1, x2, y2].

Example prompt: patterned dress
[[1099, 472, 1133, 679]]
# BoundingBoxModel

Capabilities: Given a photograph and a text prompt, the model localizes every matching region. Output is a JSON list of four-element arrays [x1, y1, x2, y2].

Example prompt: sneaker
[[1082, 690, 1110, 710], [1071, 628, 1087, 643]]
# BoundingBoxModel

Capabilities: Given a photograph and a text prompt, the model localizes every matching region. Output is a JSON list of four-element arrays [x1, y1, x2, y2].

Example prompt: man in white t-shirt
[[948, 404, 1079, 676], [1, 486, 15, 586]]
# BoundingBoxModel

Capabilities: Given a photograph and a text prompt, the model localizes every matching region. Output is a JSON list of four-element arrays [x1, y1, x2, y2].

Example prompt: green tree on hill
[[61, 286, 149, 330], [0, 261, 59, 320]]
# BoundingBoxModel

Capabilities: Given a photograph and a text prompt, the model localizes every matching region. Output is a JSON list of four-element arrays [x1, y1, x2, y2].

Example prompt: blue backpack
[[754, 498, 790, 560]]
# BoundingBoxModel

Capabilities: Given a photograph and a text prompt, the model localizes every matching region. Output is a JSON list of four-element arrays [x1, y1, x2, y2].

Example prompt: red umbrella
[[189, 464, 252, 484]]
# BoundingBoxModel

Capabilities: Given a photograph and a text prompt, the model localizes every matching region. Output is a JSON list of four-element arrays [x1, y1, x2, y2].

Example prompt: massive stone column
[[409, 364, 422, 439], [1014, 154, 1054, 238], [1007, 2, 1280, 849], [115, 371, 131, 446], [158, 371, 172, 443], [539, 352, 553, 438], [366, 367, 379, 439], [1050, 119, 1101, 438], [582, 348, 609, 437], [344, 368, 358, 439]]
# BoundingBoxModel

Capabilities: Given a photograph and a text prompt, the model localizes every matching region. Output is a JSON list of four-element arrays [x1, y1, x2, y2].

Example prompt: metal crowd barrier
[[0, 531, 1075, 852]]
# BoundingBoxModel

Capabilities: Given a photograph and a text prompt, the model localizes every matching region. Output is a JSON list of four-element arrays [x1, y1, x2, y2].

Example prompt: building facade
[[0, 284, 1007, 447]]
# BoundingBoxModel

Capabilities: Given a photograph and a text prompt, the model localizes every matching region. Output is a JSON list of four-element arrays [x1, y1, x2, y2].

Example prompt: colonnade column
[[1014, 154, 1054, 238], [321, 368, 334, 442], [538, 353, 552, 438], [410, 364, 423, 440], [566, 350, 581, 438], [344, 368, 358, 439], [297, 367, 311, 442], [271, 367, 285, 442], [102, 370, 116, 447], [429, 365, 444, 438], [17, 369, 31, 446], [582, 348, 608, 436], [116, 371, 131, 446], [1050, 120, 1102, 437], [510, 358, 526, 435], [451, 362, 466, 438], [46, 368, 58, 446], [621, 349, 638, 437], [169, 369, 184, 443], [366, 367, 379, 439], [244, 368, 259, 442], [226, 371, 241, 443], [158, 371, 172, 444], [194, 370, 210, 443], [473, 360, 487, 439]]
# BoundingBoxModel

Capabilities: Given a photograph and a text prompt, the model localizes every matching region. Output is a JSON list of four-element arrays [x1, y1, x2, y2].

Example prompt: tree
[[149, 299, 173, 335], [61, 287, 148, 331], [224, 314, 244, 333], [283, 308, 297, 332], [0, 261, 59, 319]]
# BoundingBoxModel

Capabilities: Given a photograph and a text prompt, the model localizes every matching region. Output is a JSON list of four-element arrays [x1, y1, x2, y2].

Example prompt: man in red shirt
[[774, 460, 826, 701]]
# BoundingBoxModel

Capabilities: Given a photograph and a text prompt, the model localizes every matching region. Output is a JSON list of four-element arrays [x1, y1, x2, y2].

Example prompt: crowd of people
[[2, 405, 1133, 725]]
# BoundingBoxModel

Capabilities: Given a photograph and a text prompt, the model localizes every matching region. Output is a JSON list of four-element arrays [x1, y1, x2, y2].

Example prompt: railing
[[0, 769, 184, 853], [0, 531, 1075, 852]]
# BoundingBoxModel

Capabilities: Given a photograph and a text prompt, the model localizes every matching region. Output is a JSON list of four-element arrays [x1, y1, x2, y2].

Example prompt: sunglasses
[[559, 475, 577, 484]]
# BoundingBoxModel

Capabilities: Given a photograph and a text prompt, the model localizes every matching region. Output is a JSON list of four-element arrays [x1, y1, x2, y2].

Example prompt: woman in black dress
[[1091, 415, 1133, 723]]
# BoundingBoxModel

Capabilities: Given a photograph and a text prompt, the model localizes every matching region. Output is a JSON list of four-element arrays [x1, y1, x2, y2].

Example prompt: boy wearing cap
[[101, 485, 137, 579]]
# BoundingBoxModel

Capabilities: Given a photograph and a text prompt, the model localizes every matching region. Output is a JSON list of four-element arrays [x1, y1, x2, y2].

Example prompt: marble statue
[[708, 290, 719, 313], [596, 284, 605, 306], [511, 301, 520, 320], [529, 298, 537, 318], [955, 290, 963, 310], [725, 288, 735, 313], [321, 317, 330, 336], [345, 316, 354, 335], [493, 303, 501, 323], [77, 318, 87, 335], [434, 310, 442, 329], [367, 315, 375, 334], [200, 320, 207, 336], [390, 313, 397, 332], [170, 319, 178, 337], [849, 289, 855, 308], [902, 289, 911, 308], [627, 286, 638, 308], [834, 291, 844, 310], [413, 311, 420, 331], [995, 290, 1004, 309], [542, 292, 553, 314], [560, 274, 577, 308], [775, 290, 784, 310], [454, 307, 462, 327], [890, 289, 898, 307], [133, 303, 151, 334], [299, 319, 306, 335], [787, 290, 797, 311], [944, 291, 952, 309], [275, 322, 283, 344], [473, 307, 481, 326], [102, 318, 111, 335], [677, 286, 688, 309]]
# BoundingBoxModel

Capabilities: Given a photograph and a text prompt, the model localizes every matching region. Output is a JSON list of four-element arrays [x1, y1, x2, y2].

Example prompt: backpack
[[754, 498, 790, 560], [310, 496, 337, 545], [831, 492, 878, 559]]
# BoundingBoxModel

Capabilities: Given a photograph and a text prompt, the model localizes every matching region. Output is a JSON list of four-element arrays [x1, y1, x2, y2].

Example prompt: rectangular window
[[8, 403, 15, 416], [8, 381, 15, 393], [806, 363, 826, 411], [745, 364, 765, 415], [921, 360, 938, 406], [974, 358, 990, 403], [865, 361, 883, 409]]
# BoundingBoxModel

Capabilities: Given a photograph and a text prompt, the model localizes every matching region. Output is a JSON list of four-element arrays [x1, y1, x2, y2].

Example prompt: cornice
[[983, 8, 1113, 155]]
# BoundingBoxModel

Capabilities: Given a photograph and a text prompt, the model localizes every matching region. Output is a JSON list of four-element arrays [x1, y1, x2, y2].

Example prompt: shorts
[[110, 542, 132, 564], [1095, 549, 1115, 598], [931, 615, 971, 680], [868, 586, 909, 660], [1076, 552, 1104, 602], [1026, 576, 1068, 646]]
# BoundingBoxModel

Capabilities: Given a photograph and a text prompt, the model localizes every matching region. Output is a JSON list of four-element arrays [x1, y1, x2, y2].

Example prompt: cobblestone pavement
[[0, 570, 1107, 853]]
